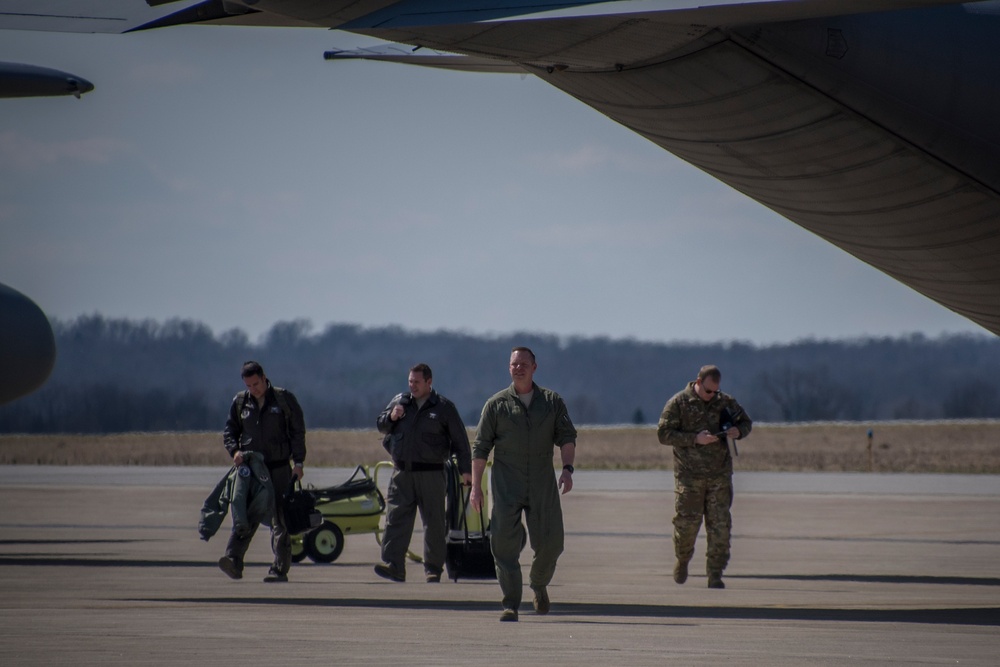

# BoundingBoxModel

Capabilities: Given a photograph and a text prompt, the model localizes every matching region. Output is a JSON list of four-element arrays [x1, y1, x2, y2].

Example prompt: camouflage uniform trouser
[[673, 473, 733, 574]]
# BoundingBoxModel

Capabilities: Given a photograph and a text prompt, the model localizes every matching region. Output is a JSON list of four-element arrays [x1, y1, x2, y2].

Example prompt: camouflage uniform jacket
[[656, 382, 752, 478]]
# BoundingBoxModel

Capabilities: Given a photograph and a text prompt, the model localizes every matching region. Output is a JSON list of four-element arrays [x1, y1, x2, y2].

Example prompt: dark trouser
[[380, 467, 447, 575], [673, 473, 733, 574], [490, 488, 564, 611], [225, 464, 292, 574]]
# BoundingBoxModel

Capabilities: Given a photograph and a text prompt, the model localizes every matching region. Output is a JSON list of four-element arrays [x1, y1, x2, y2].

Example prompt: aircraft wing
[[327, 0, 1000, 336]]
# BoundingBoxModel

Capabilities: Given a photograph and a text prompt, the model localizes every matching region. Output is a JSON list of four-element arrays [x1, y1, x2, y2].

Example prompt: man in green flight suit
[[471, 346, 577, 622], [657, 365, 751, 590]]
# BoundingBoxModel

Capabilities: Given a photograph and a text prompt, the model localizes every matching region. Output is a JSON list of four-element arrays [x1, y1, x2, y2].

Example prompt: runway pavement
[[1, 467, 998, 666]]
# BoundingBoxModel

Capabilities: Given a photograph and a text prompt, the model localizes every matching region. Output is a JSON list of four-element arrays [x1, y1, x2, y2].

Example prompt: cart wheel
[[291, 535, 306, 563], [306, 521, 344, 563]]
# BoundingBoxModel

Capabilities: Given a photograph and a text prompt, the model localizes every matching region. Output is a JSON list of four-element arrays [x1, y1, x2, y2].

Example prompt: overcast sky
[[0, 24, 989, 345]]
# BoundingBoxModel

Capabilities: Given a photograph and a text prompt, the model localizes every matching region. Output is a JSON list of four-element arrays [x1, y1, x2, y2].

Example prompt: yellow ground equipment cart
[[290, 465, 385, 563]]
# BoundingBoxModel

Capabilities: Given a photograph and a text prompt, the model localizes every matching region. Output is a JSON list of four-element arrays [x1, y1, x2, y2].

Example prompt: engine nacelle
[[0, 283, 56, 406]]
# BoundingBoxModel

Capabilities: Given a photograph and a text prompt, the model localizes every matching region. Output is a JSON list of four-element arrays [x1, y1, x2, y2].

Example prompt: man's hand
[[558, 469, 574, 495], [293, 463, 304, 481], [390, 404, 405, 421], [461, 472, 472, 487], [232, 451, 244, 465], [469, 458, 487, 511], [695, 430, 719, 446]]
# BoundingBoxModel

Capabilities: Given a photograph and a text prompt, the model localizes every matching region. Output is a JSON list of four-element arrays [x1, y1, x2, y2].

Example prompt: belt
[[394, 461, 445, 472]]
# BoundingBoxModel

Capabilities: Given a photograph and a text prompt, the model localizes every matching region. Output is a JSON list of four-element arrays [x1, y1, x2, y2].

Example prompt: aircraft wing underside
[[529, 37, 1000, 334], [328, 1, 1000, 336], [322, 5, 1000, 334]]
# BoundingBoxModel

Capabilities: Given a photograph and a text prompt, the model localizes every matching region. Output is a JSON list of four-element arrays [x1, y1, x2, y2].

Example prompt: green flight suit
[[197, 451, 274, 542], [473, 382, 577, 611]]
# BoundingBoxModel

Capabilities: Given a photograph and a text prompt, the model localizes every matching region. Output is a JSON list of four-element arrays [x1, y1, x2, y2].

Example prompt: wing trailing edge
[[0, 1, 977, 34]]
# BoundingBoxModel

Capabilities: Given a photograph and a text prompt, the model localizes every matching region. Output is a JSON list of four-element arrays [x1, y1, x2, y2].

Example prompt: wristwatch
[[563, 464, 574, 474]]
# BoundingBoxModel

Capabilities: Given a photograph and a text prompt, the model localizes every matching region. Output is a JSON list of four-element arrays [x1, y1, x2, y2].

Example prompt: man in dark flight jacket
[[219, 360, 306, 583], [374, 363, 472, 583]]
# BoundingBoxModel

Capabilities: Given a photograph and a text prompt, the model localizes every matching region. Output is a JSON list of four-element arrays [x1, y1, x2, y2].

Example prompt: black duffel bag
[[283, 477, 323, 535]]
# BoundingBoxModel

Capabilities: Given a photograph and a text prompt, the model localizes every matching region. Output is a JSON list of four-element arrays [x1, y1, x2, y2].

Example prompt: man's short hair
[[511, 346, 536, 363], [241, 360, 265, 379], [697, 365, 721, 383], [410, 363, 432, 381]]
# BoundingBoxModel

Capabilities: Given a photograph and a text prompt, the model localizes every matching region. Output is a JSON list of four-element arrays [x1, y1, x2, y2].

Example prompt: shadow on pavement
[[152, 596, 1000, 626]]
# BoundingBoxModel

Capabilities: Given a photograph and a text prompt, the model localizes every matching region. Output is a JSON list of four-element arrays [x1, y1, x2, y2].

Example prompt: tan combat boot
[[673, 559, 689, 584]]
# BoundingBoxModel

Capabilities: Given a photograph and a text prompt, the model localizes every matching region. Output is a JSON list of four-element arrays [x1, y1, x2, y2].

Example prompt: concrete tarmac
[[1, 467, 998, 666]]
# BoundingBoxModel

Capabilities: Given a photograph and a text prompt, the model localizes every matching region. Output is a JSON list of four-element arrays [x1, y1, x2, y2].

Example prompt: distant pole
[[867, 429, 873, 472]]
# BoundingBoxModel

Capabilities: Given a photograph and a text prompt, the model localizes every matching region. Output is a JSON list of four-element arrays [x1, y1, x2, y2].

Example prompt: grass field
[[1, 422, 998, 473]]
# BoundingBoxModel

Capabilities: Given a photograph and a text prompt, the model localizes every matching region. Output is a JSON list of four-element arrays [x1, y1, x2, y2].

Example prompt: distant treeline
[[2, 315, 999, 433]]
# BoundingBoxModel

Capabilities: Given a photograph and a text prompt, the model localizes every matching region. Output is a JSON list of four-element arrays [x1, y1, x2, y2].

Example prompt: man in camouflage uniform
[[657, 365, 751, 589]]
